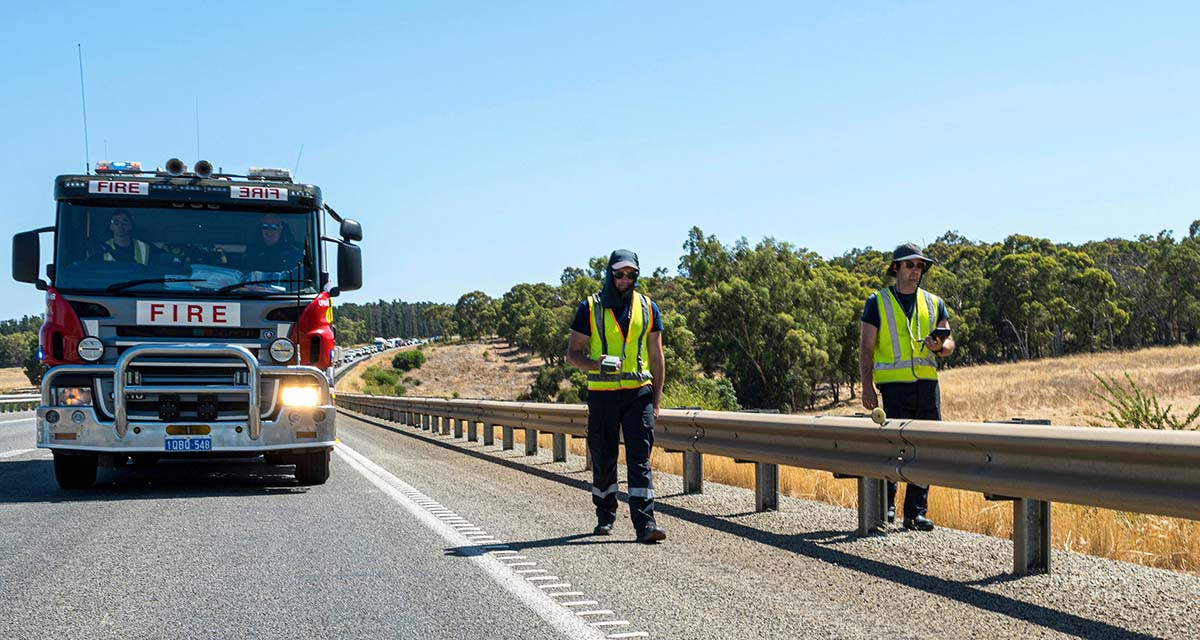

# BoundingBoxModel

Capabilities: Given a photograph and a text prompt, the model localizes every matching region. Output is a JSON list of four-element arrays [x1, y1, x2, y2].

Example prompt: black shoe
[[886, 507, 896, 524], [636, 525, 667, 544], [593, 522, 613, 536], [903, 515, 935, 531]]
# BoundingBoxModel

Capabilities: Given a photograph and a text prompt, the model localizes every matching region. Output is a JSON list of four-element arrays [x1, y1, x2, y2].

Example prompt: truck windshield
[[53, 203, 320, 296]]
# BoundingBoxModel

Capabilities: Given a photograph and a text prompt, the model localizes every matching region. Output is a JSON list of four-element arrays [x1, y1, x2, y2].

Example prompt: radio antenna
[[293, 143, 304, 179], [194, 96, 201, 159], [77, 44, 91, 174]]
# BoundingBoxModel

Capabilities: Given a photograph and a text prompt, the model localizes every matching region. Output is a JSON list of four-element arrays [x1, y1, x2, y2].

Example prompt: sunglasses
[[110, 219, 131, 227], [895, 260, 927, 271], [612, 270, 639, 281], [261, 223, 282, 231]]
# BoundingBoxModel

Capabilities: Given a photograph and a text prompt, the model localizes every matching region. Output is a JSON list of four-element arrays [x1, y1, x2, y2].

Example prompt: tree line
[[438, 223, 1200, 411], [333, 300, 450, 345]]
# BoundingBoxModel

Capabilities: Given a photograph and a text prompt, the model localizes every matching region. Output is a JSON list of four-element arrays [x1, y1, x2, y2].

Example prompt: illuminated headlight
[[269, 338, 296, 363], [55, 387, 93, 406], [78, 337, 104, 362], [281, 386, 320, 408]]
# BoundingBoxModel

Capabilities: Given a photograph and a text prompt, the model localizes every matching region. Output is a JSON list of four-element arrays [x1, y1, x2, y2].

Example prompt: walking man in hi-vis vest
[[859, 243, 955, 532], [566, 249, 667, 544]]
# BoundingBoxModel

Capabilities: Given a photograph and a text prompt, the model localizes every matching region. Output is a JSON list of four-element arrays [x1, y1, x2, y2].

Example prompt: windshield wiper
[[216, 279, 292, 294], [106, 278, 204, 293]]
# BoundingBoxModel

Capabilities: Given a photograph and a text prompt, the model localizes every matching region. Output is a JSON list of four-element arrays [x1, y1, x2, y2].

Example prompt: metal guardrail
[[335, 393, 1200, 575], [0, 393, 40, 413]]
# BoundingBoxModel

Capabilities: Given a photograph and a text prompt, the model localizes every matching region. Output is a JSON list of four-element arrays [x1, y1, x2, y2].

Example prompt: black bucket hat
[[887, 243, 935, 276]]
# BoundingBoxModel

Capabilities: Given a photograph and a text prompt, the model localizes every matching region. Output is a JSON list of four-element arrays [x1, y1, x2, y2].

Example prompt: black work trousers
[[880, 379, 941, 520], [587, 387, 656, 532]]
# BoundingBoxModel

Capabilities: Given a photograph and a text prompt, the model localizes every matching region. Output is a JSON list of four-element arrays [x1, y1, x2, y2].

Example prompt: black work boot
[[636, 524, 667, 544], [903, 515, 935, 532]]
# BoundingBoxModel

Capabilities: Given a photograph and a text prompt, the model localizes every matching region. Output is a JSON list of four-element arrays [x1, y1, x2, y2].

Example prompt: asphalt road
[[2, 410, 1197, 639]]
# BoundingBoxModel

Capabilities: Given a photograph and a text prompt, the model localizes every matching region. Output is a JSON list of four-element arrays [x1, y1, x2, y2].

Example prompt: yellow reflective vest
[[102, 239, 150, 265], [872, 287, 942, 384], [586, 292, 655, 392]]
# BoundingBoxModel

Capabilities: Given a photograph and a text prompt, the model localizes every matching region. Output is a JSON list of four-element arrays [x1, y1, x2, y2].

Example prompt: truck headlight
[[55, 387, 93, 406], [269, 338, 296, 363], [281, 385, 320, 408], [78, 337, 104, 362]]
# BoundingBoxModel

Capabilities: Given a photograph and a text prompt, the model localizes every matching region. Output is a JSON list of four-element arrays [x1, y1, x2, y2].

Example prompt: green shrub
[[392, 350, 427, 372], [662, 377, 739, 412], [362, 365, 405, 396], [1089, 372, 1200, 430]]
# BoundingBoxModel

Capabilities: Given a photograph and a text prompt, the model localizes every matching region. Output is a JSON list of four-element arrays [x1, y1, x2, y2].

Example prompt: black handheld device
[[929, 327, 951, 339]]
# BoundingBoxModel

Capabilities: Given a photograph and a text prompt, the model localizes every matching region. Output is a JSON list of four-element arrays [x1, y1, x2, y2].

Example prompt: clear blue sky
[[3, 2, 1198, 317]]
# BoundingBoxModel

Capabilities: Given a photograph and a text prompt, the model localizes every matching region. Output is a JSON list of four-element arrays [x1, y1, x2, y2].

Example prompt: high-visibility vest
[[872, 287, 942, 384], [102, 239, 150, 265], [586, 292, 654, 391]]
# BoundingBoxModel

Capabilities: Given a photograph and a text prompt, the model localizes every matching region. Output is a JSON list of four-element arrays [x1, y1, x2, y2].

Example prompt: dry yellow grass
[[0, 367, 34, 394], [502, 346, 1200, 573]]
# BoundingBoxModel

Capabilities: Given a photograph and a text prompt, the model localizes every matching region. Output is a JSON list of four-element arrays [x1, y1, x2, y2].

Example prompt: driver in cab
[[243, 214, 303, 274]]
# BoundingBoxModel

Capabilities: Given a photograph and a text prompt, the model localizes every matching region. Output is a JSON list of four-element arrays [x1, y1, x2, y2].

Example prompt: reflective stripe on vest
[[586, 292, 654, 391], [872, 287, 940, 384], [102, 239, 150, 265]]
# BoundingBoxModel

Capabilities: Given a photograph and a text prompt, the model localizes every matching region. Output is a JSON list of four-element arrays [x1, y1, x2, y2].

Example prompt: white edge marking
[[0, 448, 37, 459], [0, 417, 37, 426], [335, 443, 609, 640]]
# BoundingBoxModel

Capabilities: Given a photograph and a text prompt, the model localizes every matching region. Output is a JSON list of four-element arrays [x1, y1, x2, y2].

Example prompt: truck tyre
[[54, 452, 98, 489], [295, 450, 330, 485]]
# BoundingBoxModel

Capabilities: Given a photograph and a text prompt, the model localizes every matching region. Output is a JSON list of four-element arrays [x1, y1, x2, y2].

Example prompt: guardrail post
[[683, 451, 703, 494], [483, 422, 495, 446], [467, 420, 478, 442], [1013, 498, 1052, 575], [857, 478, 887, 536], [524, 428, 538, 455], [503, 426, 514, 450], [552, 433, 566, 462], [422, 414, 431, 431], [453, 417, 463, 439], [754, 463, 778, 512], [440, 416, 450, 436]]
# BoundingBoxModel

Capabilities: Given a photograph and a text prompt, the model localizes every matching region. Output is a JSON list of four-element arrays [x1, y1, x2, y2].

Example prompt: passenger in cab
[[97, 209, 163, 265]]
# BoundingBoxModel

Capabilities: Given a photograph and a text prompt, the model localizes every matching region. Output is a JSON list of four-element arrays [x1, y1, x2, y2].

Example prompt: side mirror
[[336, 242, 362, 293], [13, 231, 46, 289], [340, 219, 363, 242]]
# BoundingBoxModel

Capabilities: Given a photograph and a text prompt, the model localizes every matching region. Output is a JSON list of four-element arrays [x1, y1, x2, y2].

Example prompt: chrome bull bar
[[113, 344, 261, 440]]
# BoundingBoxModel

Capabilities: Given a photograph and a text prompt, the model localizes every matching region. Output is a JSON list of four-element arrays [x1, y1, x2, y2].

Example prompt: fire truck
[[12, 158, 363, 489]]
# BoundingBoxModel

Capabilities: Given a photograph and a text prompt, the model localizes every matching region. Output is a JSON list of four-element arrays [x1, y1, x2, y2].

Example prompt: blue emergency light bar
[[95, 161, 142, 174]]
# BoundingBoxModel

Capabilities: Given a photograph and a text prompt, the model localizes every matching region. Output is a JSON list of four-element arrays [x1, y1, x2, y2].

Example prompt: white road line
[[562, 601, 600, 607], [0, 417, 35, 426], [335, 443, 609, 640], [515, 569, 548, 575], [591, 622, 631, 628], [538, 583, 572, 590], [0, 448, 36, 459], [576, 611, 615, 617], [507, 562, 538, 568], [527, 576, 562, 582], [548, 592, 586, 598], [606, 633, 649, 638]]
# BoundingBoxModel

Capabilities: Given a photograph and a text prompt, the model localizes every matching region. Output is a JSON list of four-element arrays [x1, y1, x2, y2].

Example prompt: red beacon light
[[95, 161, 142, 174]]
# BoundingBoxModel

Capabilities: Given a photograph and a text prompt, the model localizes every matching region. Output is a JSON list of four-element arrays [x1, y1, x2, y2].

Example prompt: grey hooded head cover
[[599, 249, 639, 308]]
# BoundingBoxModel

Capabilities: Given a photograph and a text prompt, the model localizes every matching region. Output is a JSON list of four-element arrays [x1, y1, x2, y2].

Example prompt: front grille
[[94, 357, 281, 421], [116, 326, 261, 339]]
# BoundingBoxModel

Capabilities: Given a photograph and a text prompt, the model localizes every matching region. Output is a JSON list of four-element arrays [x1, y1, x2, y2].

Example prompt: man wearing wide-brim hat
[[859, 243, 955, 532]]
